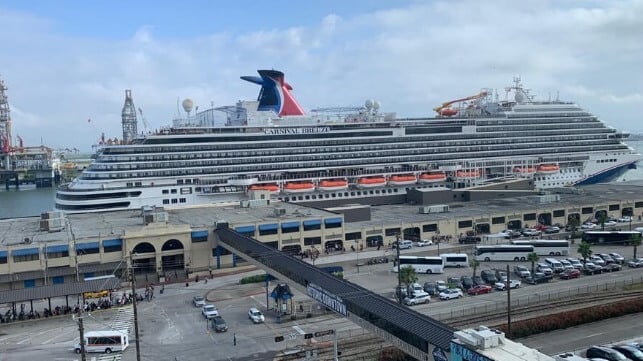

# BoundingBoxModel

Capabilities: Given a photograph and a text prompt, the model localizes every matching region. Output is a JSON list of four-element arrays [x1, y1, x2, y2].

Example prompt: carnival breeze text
[[264, 127, 331, 135]]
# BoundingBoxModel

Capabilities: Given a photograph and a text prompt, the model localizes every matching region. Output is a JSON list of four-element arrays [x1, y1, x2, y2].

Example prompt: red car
[[559, 269, 581, 280], [467, 284, 493, 295]]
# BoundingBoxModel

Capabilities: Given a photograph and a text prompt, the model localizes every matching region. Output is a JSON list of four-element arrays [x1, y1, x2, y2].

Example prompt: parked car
[[559, 269, 581, 279], [467, 284, 493, 295], [193, 295, 206, 307], [598, 253, 615, 264], [494, 279, 521, 290], [581, 223, 597, 229], [394, 285, 408, 301], [590, 255, 606, 266], [248, 307, 265, 323], [544, 226, 560, 234], [415, 239, 433, 247], [603, 220, 618, 227], [423, 282, 437, 295], [618, 216, 633, 222], [609, 252, 625, 264], [404, 291, 431, 305], [582, 262, 601, 275], [611, 344, 643, 361], [585, 345, 628, 360], [566, 258, 584, 270], [459, 236, 482, 244], [602, 263, 622, 272], [628, 258, 643, 268], [395, 240, 413, 249], [536, 263, 553, 277], [521, 228, 542, 237], [472, 275, 485, 287], [524, 272, 550, 284], [513, 265, 531, 278], [202, 304, 219, 319], [460, 276, 474, 290], [559, 259, 575, 271], [439, 288, 464, 300], [211, 316, 228, 332], [495, 270, 508, 282], [447, 277, 463, 290], [480, 270, 498, 284], [435, 280, 448, 292]]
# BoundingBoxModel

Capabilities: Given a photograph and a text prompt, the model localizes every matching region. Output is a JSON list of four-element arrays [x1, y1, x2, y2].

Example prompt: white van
[[545, 258, 564, 273], [396, 240, 413, 249], [74, 330, 128, 354], [440, 253, 469, 268]]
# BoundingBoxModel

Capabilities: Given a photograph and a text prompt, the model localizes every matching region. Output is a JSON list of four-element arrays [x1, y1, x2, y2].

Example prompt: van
[[396, 240, 413, 249], [545, 258, 564, 273], [441, 253, 469, 268]]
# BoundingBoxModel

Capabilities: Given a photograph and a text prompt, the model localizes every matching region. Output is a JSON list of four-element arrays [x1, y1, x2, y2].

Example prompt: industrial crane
[[433, 91, 488, 117]]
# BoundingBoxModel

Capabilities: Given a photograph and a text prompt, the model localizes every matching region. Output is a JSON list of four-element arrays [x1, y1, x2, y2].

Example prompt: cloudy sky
[[0, 0, 641, 152]]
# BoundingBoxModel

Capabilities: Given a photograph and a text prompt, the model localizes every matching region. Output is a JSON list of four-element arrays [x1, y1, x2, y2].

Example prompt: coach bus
[[474, 245, 535, 262], [581, 230, 642, 245], [392, 256, 444, 274], [511, 240, 570, 256]]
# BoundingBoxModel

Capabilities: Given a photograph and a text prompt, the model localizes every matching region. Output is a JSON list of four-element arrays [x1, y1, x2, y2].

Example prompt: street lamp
[[395, 233, 402, 305], [355, 240, 360, 273]]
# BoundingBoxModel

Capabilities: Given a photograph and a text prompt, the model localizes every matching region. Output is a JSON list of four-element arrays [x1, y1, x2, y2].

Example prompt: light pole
[[356, 240, 360, 273], [395, 233, 402, 305]]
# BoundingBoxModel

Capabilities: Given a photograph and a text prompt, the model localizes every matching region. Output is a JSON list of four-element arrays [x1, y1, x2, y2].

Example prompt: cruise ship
[[55, 70, 641, 213]]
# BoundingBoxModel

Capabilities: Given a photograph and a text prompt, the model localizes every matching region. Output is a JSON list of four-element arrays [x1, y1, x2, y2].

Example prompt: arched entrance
[[537, 212, 552, 226], [403, 227, 421, 241], [475, 223, 490, 234], [324, 240, 343, 252], [132, 242, 156, 282], [161, 239, 185, 271], [507, 220, 522, 230]]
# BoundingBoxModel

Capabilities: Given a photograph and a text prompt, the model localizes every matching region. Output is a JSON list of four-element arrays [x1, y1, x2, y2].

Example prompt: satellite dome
[[373, 100, 380, 110], [514, 91, 525, 103], [365, 99, 374, 109], [182, 98, 194, 113]]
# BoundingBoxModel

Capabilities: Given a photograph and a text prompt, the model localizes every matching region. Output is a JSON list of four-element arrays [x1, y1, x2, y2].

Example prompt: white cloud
[[0, 0, 642, 152]]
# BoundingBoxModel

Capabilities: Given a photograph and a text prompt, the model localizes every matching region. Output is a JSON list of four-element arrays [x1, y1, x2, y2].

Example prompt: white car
[[581, 223, 597, 229], [202, 304, 219, 319], [415, 239, 433, 247], [521, 229, 541, 237], [603, 220, 618, 227], [193, 295, 206, 307], [609, 252, 625, 264], [439, 288, 463, 300], [618, 216, 633, 222], [435, 280, 448, 292], [403, 291, 431, 305], [248, 307, 265, 323], [495, 279, 521, 290]]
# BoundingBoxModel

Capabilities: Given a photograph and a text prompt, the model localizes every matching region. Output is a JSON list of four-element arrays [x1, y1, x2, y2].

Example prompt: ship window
[[171, 189, 177, 194], [126, 182, 133, 187], [163, 199, 169, 205], [180, 198, 186, 203], [162, 189, 169, 194], [171, 199, 178, 204]]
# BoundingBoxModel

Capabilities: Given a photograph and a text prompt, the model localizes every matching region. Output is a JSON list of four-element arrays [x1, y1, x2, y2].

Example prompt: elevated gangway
[[214, 224, 455, 359]]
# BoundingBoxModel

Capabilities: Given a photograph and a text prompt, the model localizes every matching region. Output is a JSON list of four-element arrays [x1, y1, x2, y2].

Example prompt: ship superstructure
[[55, 71, 641, 213]]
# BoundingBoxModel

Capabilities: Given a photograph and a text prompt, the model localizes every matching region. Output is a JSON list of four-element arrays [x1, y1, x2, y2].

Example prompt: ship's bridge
[[214, 223, 455, 360]]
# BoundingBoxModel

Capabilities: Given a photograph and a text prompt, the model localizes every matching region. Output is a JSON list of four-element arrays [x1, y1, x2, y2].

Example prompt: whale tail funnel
[[241, 70, 305, 116]]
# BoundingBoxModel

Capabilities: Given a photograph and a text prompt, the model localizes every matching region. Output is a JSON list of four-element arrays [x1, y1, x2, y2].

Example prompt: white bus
[[392, 256, 444, 274], [511, 239, 570, 256], [74, 330, 129, 354], [440, 253, 469, 268], [474, 245, 534, 262]]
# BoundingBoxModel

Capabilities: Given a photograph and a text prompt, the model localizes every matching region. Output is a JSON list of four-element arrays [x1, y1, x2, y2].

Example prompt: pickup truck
[[494, 279, 521, 290]]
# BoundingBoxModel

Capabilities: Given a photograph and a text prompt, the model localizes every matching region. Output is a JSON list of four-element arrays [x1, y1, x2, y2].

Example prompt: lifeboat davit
[[318, 179, 349, 191], [512, 166, 537, 174], [248, 184, 280, 193], [419, 172, 447, 183], [388, 174, 418, 186], [439, 108, 458, 117], [456, 170, 481, 179], [283, 181, 315, 193], [537, 164, 560, 174], [357, 176, 387, 188]]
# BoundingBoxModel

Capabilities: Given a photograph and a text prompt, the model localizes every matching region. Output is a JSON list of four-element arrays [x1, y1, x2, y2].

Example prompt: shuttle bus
[[392, 256, 444, 274], [440, 253, 469, 268], [474, 245, 534, 262], [511, 240, 570, 256], [581, 230, 642, 245], [74, 330, 129, 354]]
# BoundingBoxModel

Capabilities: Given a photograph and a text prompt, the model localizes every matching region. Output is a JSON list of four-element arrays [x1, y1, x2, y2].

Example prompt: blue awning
[[46, 244, 69, 253], [281, 221, 300, 229], [76, 242, 100, 251], [303, 219, 322, 227], [0, 251, 7, 258], [191, 230, 209, 239], [103, 239, 122, 247], [12, 248, 39, 256], [259, 223, 278, 231], [235, 225, 255, 233], [324, 217, 343, 225]]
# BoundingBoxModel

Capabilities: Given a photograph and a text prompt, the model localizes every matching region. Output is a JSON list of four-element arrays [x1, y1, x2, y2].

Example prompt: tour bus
[[392, 256, 444, 274], [581, 230, 642, 245], [511, 239, 570, 256], [440, 253, 469, 268], [474, 245, 535, 262], [74, 330, 129, 354]]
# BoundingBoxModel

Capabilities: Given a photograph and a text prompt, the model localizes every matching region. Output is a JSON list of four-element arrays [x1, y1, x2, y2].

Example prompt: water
[[2, 140, 643, 219]]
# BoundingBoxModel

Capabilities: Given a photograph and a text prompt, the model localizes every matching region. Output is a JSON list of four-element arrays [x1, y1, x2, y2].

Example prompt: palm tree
[[630, 232, 642, 260], [469, 258, 480, 277], [568, 216, 580, 242], [399, 266, 418, 287], [527, 252, 539, 275], [597, 212, 608, 231], [578, 241, 593, 265]]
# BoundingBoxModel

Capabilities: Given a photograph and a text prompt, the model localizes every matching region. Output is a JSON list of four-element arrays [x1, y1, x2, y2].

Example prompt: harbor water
[[2, 140, 643, 219]]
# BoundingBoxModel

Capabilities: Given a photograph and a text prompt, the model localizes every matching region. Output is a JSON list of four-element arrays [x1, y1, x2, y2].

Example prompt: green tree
[[469, 258, 480, 278], [567, 216, 580, 241], [597, 211, 608, 231], [578, 241, 593, 264], [399, 266, 418, 287], [527, 252, 540, 275], [630, 232, 642, 260]]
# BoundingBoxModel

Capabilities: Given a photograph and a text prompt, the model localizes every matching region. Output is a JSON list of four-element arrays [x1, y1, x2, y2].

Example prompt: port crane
[[433, 91, 488, 117]]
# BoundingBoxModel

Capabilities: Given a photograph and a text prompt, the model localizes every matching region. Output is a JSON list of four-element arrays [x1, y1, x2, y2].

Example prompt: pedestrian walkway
[[94, 353, 122, 361], [109, 305, 134, 334]]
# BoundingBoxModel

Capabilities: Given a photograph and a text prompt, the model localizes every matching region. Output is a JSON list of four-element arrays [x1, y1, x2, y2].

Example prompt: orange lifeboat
[[248, 184, 280, 193], [283, 181, 315, 193], [419, 172, 447, 183], [357, 176, 387, 188], [388, 174, 417, 186], [318, 179, 349, 191], [512, 166, 537, 174], [456, 170, 481, 179], [439, 108, 458, 117], [537, 164, 560, 174]]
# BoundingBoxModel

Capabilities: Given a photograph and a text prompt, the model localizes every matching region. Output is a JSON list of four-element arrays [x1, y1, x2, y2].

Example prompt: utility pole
[[506, 264, 512, 338], [130, 252, 142, 361], [77, 313, 86, 361], [396, 233, 402, 305]]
